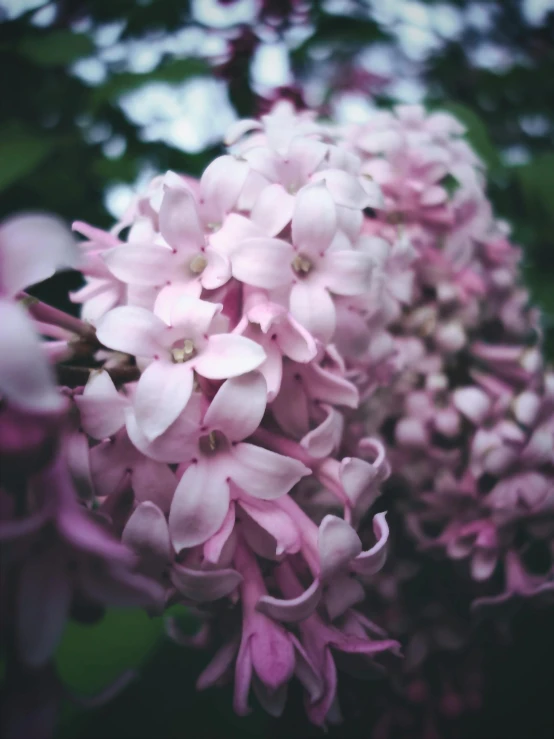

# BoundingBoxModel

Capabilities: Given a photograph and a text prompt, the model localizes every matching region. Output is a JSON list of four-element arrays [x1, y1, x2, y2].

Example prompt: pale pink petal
[[17, 548, 71, 667], [103, 244, 176, 286], [134, 360, 194, 440], [201, 247, 232, 290], [194, 334, 266, 380], [224, 118, 261, 145], [153, 281, 203, 323], [339, 457, 379, 507], [318, 515, 362, 580], [276, 315, 317, 363], [238, 498, 301, 556], [171, 563, 242, 602], [0, 300, 62, 412], [453, 386, 491, 425], [311, 169, 372, 209], [203, 503, 236, 564], [305, 363, 359, 408], [231, 238, 293, 288], [271, 366, 310, 437], [233, 635, 254, 716], [229, 443, 310, 499], [159, 187, 203, 250], [0, 213, 78, 296], [290, 633, 324, 703], [201, 155, 249, 219], [251, 678, 288, 718], [256, 577, 322, 622], [251, 184, 295, 236], [301, 406, 343, 459], [167, 294, 222, 336], [289, 282, 336, 344], [75, 370, 127, 439], [204, 372, 267, 441], [209, 213, 262, 254], [121, 501, 171, 566], [257, 338, 283, 401], [325, 575, 365, 620], [96, 306, 167, 357], [322, 250, 373, 296], [350, 512, 389, 578], [132, 457, 177, 513], [125, 396, 201, 463], [292, 182, 337, 257], [169, 461, 230, 550]]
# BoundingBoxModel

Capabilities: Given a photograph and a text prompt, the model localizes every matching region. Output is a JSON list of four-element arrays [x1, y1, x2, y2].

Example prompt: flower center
[[199, 430, 227, 455], [189, 254, 208, 274], [171, 339, 196, 363], [291, 253, 312, 276]]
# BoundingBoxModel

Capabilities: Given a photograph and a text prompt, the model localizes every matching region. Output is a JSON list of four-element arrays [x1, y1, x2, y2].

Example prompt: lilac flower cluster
[[0, 102, 552, 737]]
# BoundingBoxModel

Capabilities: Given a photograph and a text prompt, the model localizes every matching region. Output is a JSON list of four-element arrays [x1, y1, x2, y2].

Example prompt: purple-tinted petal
[[0, 213, 78, 296], [324, 575, 365, 620], [204, 503, 236, 564], [169, 461, 230, 550], [229, 443, 310, 499], [197, 636, 240, 690], [339, 457, 379, 507], [75, 370, 128, 439], [204, 372, 267, 441], [171, 563, 242, 602], [121, 501, 171, 566], [318, 515, 362, 580], [256, 577, 322, 622], [350, 512, 389, 578], [289, 633, 324, 703], [453, 386, 491, 425], [301, 406, 343, 459], [0, 300, 62, 412], [238, 498, 301, 556]]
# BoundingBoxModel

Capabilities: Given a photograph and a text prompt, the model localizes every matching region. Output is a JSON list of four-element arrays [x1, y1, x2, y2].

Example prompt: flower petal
[[324, 575, 365, 621], [169, 461, 230, 550], [301, 406, 343, 459], [292, 182, 337, 257], [318, 515, 362, 580], [350, 512, 389, 578], [204, 372, 267, 441], [159, 186, 203, 250], [251, 183, 295, 236], [103, 244, 176, 286], [231, 238, 293, 289], [194, 334, 266, 380], [289, 282, 336, 344], [256, 577, 322, 622], [0, 213, 78, 296], [322, 250, 373, 296], [202, 247, 232, 290], [121, 501, 171, 570], [171, 563, 242, 602], [134, 361, 194, 441], [238, 498, 301, 557], [229, 443, 310, 499], [96, 306, 167, 357], [75, 370, 128, 440], [0, 300, 62, 412]]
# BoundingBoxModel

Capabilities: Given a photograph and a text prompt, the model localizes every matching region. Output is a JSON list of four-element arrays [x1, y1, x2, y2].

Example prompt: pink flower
[[96, 296, 266, 440]]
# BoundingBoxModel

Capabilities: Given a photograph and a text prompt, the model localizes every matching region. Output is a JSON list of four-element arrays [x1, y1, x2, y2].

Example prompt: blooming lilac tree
[[0, 102, 552, 739]]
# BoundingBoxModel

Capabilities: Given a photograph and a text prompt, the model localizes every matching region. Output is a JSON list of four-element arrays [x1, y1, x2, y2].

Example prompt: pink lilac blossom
[[1, 101, 553, 738]]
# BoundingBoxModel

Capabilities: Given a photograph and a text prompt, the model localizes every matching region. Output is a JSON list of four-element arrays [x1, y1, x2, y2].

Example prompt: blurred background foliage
[[1, 0, 553, 736]]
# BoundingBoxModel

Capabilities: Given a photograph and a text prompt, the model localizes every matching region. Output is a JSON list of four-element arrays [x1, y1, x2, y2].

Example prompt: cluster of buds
[[1, 102, 552, 737]]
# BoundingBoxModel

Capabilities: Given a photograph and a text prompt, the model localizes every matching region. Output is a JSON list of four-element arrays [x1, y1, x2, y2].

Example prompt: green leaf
[[55, 608, 164, 697], [18, 31, 95, 66], [0, 125, 54, 191]]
